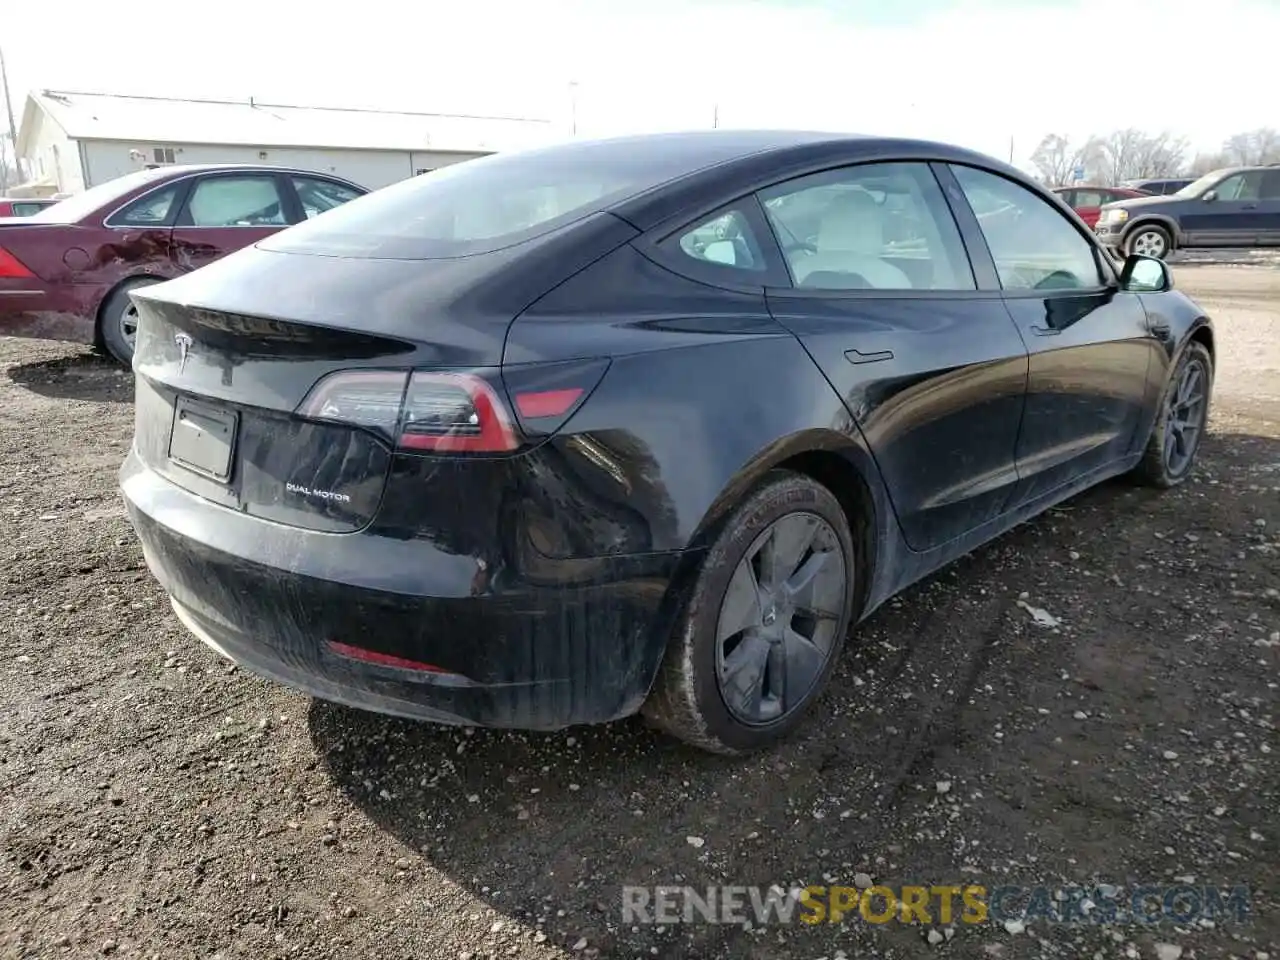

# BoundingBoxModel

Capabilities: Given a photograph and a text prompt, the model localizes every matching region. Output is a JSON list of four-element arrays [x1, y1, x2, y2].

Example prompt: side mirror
[[1202, 189, 1217, 202], [1119, 254, 1172, 293]]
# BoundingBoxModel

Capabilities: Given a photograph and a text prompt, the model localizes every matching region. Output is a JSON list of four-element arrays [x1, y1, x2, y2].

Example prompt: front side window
[[951, 165, 1104, 292], [11, 202, 49, 217], [184, 176, 286, 227], [292, 177, 364, 220], [675, 208, 767, 271], [758, 162, 974, 291], [1213, 171, 1263, 201]]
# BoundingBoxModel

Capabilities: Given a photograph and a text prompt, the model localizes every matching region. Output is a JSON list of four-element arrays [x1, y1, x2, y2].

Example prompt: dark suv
[[1096, 164, 1280, 259]]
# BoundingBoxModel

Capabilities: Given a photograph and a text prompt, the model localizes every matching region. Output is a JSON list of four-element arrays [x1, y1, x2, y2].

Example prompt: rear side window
[[109, 183, 182, 227], [10, 202, 48, 217], [759, 162, 975, 291], [182, 176, 286, 227], [261, 139, 727, 259]]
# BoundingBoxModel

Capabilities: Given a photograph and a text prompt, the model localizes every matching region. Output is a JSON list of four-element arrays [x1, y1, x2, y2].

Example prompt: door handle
[[1029, 325, 1060, 336], [844, 348, 894, 364]]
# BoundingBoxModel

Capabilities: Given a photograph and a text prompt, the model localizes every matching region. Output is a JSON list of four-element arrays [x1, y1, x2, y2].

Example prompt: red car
[[0, 164, 367, 363], [0, 197, 59, 217], [1051, 185, 1150, 228]]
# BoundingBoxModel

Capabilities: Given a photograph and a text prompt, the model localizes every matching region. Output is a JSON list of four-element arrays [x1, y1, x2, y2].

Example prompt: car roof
[[597, 130, 1039, 231], [139, 162, 360, 178]]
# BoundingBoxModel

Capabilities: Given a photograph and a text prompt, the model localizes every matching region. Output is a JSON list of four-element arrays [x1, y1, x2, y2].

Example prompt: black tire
[[98, 278, 161, 365], [1131, 341, 1213, 488], [641, 471, 857, 754], [1124, 223, 1173, 260]]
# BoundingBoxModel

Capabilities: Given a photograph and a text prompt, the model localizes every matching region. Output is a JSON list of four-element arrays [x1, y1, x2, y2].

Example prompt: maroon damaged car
[[0, 164, 367, 363]]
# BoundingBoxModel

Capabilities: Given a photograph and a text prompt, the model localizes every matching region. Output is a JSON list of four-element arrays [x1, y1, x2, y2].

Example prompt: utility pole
[[568, 80, 578, 137], [1008, 135, 1015, 164], [0, 45, 21, 185], [712, 103, 719, 129]]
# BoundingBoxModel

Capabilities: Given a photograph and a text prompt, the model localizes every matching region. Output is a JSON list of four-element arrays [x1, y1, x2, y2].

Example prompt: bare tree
[[1222, 127, 1280, 166], [1188, 151, 1229, 176], [1030, 133, 1099, 186], [0, 133, 19, 194], [1091, 128, 1188, 185]]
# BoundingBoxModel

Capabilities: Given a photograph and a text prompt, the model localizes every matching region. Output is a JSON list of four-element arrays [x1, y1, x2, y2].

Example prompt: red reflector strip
[[0, 247, 35, 279], [515, 387, 584, 419], [326, 640, 453, 675]]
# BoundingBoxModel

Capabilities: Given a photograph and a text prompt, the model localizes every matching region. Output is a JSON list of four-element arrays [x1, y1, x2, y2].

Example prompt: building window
[[153, 147, 177, 165]]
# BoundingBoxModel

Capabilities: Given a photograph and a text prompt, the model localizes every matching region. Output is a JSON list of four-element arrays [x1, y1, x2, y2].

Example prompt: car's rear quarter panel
[[506, 240, 903, 604]]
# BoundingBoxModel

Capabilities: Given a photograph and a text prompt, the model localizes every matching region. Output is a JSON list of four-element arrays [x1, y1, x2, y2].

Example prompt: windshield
[[24, 167, 180, 224], [262, 138, 726, 260], [1174, 170, 1231, 198]]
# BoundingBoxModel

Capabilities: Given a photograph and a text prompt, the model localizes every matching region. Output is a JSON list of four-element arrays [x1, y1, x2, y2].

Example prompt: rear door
[[168, 172, 292, 273], [1254, 169, 1280, 245], [944, 163, 1160, 503], [757, 161, 1029, 552]]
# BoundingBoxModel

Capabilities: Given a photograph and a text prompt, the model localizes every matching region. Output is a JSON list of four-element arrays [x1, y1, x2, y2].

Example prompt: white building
[[13, 90, 555, 196]]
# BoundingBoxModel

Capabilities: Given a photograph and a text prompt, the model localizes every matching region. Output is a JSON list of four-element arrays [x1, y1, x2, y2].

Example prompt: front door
[[1180, 170, 1265, 247], [945, 164, 1160, 503], [756, 161, 1029, 552], [168, 172, 294, 274]]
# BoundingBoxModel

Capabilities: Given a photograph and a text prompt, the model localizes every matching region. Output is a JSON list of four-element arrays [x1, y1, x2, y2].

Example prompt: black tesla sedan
[[121, 130, 1214, 755]]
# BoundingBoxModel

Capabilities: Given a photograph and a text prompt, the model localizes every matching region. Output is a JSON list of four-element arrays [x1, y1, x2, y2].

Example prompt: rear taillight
[[0, 247, 34, 279], [399, 372, 517, 452], [297, 360, 608, 453]]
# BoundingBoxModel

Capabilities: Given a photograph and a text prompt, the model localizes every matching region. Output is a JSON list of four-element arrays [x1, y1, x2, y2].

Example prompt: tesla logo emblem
[[174, 333, 193, 374]]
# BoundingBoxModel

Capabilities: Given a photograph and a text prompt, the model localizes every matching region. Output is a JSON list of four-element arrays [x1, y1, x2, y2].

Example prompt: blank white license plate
[[168, 397, 237, 481]]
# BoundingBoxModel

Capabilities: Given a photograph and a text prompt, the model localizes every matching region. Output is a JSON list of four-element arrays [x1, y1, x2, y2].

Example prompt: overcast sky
[[3, 0, 1275, 169]]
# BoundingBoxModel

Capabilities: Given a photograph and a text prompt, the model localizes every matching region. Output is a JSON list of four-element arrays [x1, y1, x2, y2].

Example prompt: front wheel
[[641, 471, 857, 754], [1125, 224, 1173, 260], [1132, 341, 1213, 487]]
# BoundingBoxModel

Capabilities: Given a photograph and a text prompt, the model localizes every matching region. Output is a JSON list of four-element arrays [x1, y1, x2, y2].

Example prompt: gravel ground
[[1, 265, 1277, 960]]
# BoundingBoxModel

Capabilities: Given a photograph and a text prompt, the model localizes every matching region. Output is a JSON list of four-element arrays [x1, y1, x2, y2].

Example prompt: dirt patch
[[1, 266, 1277, 960]]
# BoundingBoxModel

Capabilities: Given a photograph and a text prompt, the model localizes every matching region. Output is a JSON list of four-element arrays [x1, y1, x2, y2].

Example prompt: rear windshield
[[24, 167, 180, 224], [259, 138, 725, 260]]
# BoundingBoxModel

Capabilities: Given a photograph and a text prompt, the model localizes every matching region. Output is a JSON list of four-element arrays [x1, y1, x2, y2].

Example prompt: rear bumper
[[121, 450, 690, 730], [0, 281, 100, 344]]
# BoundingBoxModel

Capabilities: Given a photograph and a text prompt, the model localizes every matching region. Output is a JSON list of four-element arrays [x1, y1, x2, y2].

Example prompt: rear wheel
[[642, 471, 857, 754], [99, 278, 161, 365], [1132, 341, 1213, 487], [1125, 223, 1172, 260]]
